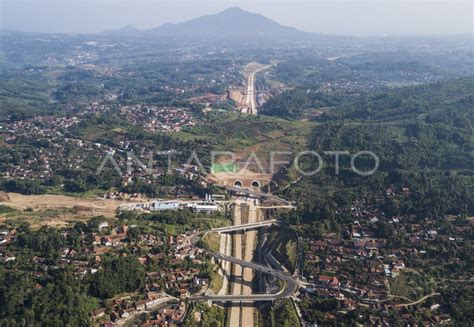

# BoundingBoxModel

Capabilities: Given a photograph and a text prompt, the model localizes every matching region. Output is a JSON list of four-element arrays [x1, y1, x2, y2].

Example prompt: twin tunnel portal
[[232, 179, 260, 189]]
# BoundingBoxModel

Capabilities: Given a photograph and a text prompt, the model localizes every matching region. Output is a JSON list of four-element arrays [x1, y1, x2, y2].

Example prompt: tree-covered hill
[[261, 77, 473, 122], [278, 77, 474, 219], [321, 77, 474, 125]]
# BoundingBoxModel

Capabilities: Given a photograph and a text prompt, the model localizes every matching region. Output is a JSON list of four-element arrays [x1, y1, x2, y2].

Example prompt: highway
[[245, 71, 256, 114], [244, 65, 271, 114], [241, 203, 259, 325], [190, 250, 298, 302], [187, 192, 298, 313], [211, 219, 277, 233], [228, 204, 243, 326]]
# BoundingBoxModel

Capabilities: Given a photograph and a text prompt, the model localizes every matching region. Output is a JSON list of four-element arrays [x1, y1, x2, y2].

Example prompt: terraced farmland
[[184, 119, 280, 144]]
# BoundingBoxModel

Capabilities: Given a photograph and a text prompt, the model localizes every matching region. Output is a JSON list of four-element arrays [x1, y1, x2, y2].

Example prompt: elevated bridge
[[211, 219, 278, 233], [189, 250, 298, 302]]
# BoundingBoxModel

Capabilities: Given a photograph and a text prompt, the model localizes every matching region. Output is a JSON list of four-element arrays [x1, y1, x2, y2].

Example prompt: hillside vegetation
[[278, 78, 474, 221]]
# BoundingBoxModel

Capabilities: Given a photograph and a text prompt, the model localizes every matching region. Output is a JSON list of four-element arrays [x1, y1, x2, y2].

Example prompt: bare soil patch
[[1, 193, 123, 216], [0, 192, 9, 202]]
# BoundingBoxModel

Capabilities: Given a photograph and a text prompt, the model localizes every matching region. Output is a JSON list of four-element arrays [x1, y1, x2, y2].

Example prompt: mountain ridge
[[106, 7, 306, 38], [103, 24, 140, 36]]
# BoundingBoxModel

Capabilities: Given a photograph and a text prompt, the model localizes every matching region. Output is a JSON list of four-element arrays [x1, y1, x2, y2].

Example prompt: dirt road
[[392, 292, 440, 308]]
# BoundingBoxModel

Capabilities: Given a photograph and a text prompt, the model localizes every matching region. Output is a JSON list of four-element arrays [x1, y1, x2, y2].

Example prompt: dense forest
[[321, 77, 474, 124], [262, 77, 473, 121], [260, 87, 353, 119]]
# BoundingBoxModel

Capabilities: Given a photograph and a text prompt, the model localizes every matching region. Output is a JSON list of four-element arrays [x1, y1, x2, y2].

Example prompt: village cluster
[[84, 103, 196, 132], [297, 186, 472, 325], [0, 108, 200, 186], [0, 221, 212, 326]]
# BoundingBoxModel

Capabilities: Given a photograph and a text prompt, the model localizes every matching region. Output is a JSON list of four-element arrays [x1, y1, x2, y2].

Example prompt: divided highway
[[244, 65, 271, 114], [245, 70, 257, 114], [188, 189, 299, 326]]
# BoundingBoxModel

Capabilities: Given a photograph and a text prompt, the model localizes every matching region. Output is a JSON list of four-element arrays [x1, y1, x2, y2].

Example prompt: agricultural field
[[176, 112, 313, 175], [179, 112, 312, 146], [182, 115, 280, 145]]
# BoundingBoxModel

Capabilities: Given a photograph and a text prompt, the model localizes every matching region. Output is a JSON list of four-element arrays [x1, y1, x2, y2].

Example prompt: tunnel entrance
[[234, 180, 243, 188], [251, 180, 260, 188]]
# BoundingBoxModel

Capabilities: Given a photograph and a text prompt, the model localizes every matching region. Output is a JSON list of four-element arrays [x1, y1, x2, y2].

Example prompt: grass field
[[388, 271, 434, 301], [285, 239, 298, 270], [211, 162, 239, 173], [0, 205, 16, 214], [0, 208, 92, 229], [202, 232, 221, 252], [210, 268, 224, 294]]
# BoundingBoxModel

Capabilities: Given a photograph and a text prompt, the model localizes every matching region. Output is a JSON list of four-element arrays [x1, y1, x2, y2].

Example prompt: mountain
[[104, 24, 141, 37], [104, 7, 306, 38], [151, 7, 304, 38]]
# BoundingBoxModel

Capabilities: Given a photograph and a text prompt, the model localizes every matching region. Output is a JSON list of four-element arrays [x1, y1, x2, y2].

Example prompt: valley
[[0, 4, 473, 327]]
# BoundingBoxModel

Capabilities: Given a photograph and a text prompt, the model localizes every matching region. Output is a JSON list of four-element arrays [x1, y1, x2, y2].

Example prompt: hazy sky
[[1, 1, 472, 36]]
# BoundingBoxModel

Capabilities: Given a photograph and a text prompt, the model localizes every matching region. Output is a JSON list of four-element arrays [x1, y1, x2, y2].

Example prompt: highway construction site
[[190, 62, 300, 326], [191, 192, 299, 327], [227, 62, 272, 115]]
